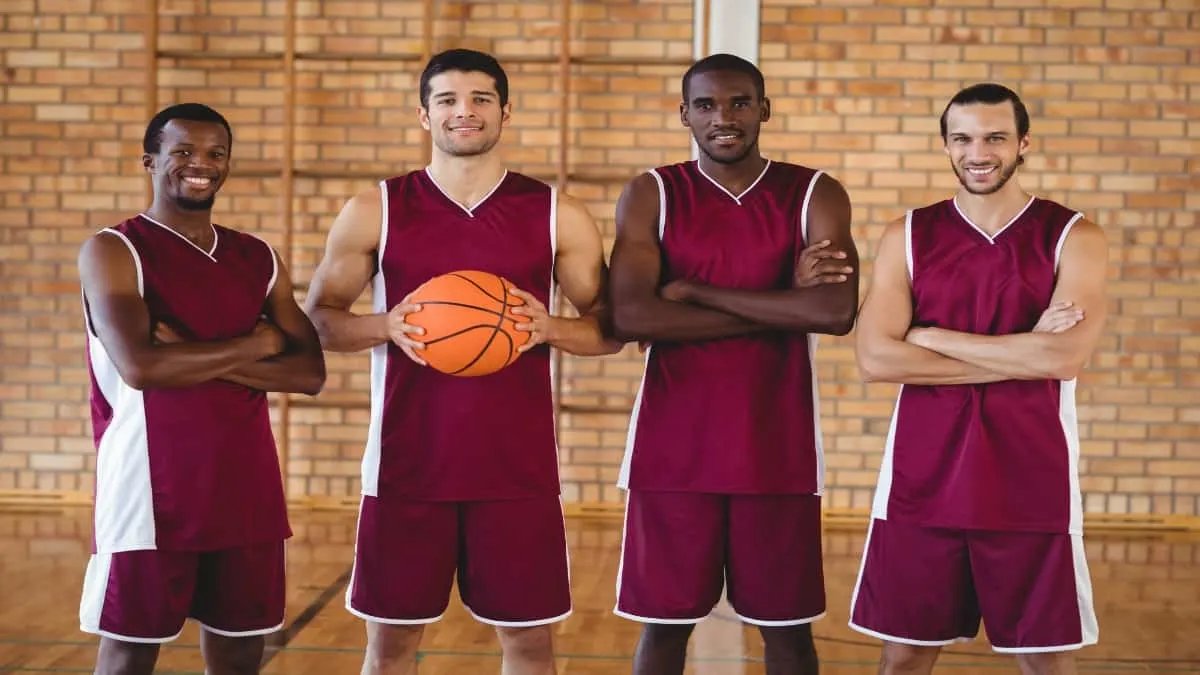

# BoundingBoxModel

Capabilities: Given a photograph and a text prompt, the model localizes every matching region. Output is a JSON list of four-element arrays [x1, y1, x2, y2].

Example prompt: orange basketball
[[404, 270, 531, 377]]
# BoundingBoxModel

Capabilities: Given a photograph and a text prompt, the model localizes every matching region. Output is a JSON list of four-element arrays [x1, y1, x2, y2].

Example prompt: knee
[[880, 642, 939, 675], [759, 624, 817, 658], [495, 625, 554, 661], [364, 623, 423, 672], [639, 623, 696, 651], [95, 639, 159, 675], [1016, 652, 1075, 675]]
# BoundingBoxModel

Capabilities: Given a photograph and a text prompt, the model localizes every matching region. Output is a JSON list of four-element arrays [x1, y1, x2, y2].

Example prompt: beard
[[695, 132, 760, 166], [953, 156, 1021, 195], [174, 195, 215, 211], [434, 131, 500, 158]]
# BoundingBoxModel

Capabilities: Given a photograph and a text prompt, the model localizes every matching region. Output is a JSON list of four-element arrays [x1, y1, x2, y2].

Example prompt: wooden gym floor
[[2, 508, 1198, 674]]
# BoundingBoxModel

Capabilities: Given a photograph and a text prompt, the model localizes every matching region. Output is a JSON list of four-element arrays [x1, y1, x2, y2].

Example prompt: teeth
[[183, 177, 211, 185], [967, 167, 995, 175]]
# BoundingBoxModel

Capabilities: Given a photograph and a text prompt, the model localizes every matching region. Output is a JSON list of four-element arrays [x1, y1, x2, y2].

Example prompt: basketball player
[[76, 102, 326, 675], [850, 83, 1108, 674], [607, 53, 859, 675], [303, 49, 619, 675]]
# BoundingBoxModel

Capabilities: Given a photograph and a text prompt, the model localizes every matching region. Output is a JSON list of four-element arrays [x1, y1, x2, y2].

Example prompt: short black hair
[[142, 102, 232, 154], [939, 83, 1030, 140], [681, 53, 765, 102], [419, 48, 509, 109]]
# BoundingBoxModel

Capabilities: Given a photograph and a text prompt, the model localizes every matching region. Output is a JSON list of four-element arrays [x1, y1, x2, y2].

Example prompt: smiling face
[[943, 100, 1030, 196], [419, 70, 510, 159], [143, 119, 230, 211], [681, 69, 770, 165]]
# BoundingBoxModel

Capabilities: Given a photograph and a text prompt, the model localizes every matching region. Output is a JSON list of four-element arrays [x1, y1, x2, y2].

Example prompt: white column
[[691, 0, 761, 160]]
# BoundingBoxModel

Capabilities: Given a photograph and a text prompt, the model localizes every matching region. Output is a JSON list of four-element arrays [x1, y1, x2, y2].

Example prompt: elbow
[[611, 304, 649, 342], [823, 306, 858, 337], [298, 358, 328, 396], [1048, 359, 1084, 382], [115, 361, 153, 390], [854, 341, 890, 383]]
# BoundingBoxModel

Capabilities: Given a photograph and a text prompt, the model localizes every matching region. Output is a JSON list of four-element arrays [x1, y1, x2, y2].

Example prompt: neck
[[144, 198, 213, 237], [954, 178, 1032, 236], [697, 150, 767, 195], [426, 152, 507, 209]]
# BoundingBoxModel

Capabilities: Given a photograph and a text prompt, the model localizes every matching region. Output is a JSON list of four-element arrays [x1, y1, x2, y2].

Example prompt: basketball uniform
[[848, 197, 1100, 652], [345, 168, 570, 626], [614, 159, 828, 625], [79, 214, 290, 642]]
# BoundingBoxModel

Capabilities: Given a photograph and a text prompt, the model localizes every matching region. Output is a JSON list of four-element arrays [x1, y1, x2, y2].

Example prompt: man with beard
[[303, 49, 619, 675], [850, 83, 1107, 673], [607, 53, 860, 675], [76, 102, 326, 675]]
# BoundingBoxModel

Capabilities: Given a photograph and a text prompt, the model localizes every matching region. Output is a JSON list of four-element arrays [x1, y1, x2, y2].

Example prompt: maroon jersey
[[870, 196, 1086, 534], [84, 214, 290, 553], [363, 168, 559, 501], [618, 160, 826, 495]]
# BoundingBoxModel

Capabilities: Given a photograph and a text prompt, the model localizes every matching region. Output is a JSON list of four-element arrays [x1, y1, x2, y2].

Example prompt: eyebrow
[[432, 90, 497, 99], [691, 94, 754, 104]]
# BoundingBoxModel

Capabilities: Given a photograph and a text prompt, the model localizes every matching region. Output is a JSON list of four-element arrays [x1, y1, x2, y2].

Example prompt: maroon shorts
[[346, 495, 571, 626], [79, 541, 286, 643], [615, 491, 826, 625], [849, 518, 1100, 653]]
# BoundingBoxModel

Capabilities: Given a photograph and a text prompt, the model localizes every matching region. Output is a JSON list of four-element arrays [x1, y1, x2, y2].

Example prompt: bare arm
[[214, 249, 327, 395], [908, 218, 1109, 381], [303, 186, 396, 353], [513, 191, 622, 356], [78, 232, 282, 390], [854, 218, 1011, 385], [608, 173, 764, 343], [672, 172, 860, 336]]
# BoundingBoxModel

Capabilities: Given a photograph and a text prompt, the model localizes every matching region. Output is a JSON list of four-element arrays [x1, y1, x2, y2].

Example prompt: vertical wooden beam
[[277, 0, 298, 493], [143, 0, 159, 203], [421, 0, 435, 165], [551, 0, 571, 441], [700, 0, 710, 57]]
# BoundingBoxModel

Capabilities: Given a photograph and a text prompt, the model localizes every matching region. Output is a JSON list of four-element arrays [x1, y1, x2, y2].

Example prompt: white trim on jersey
[[696, 158, 772, 206], [138, 212, 219, 260], [648, 168, 667, 240], [244, 232, 281, 297], [361, 180, 390, 498], [869, 388, 903, 521], [799, 170, 823, 246], [423, 166, 508, 218], [903, 210, 914, 282], [1055, 212, 1084, 272], [99, 228, 145, 298], [951, 195, 1035, 244], [800, 170, 827, 496], [548, 186, 562, 461]]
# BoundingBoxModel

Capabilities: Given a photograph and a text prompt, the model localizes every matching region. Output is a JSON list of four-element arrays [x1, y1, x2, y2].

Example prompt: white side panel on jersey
[[799, 170, 823, 245], [361, 180, 390, 497], [1055, 211, 1086, 535], [617, 170, 667, 490], [548, 187, 561, 457], [903, 210, 914, 281], [800, 170, 827, 495], [89, 333, 156, 552], [869, 387, 903, 520]]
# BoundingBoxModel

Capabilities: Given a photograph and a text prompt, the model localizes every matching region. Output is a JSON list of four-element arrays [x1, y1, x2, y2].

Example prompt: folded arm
[[674, 172, 860, 336], [908, 218, 1108, 381], [78, 231, 283, 390], [608, 172, 764, 343], [853, 217, 1011, 386], [216, 249, 327, 395]]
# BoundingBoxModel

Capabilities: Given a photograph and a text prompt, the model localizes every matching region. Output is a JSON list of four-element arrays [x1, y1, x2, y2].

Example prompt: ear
[[679, 101, 690, 128], [142, 153, 154, 174], [760, 96, 771, 123], [501, 102, 512, 127], [417, 105, 431, 132], [1018, 133, 1031, 158]]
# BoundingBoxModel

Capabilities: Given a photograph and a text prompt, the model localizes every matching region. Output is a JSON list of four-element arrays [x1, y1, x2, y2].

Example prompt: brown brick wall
[[1, 0, 1196, 518]]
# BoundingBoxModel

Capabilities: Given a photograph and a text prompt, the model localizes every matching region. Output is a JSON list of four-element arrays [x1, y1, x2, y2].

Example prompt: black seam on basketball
[[421, 323, 501, 346], [416, 300, 506, 318], [450, 282, 513, 375], [449, 273, 508, 304]]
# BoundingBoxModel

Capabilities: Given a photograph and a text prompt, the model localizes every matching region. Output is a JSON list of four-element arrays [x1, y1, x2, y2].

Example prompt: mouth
[[448, 126, 483, 136], [709, 131, 743, 146], [964, 166, 997, 177], [181, 176, 215, 188]]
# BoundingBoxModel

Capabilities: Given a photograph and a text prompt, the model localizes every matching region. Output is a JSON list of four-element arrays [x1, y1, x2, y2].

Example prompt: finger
[[803, 240, 832, 251], [394, 335, 426, 351], [399, 344, 427, 366], [394, 302, 422, 315], [813, 261, 855, 275]]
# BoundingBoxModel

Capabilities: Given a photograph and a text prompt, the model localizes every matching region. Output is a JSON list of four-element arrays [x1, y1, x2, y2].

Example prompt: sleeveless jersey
[[870, 196, 1086, 534], [362, 168, 559, 502], [617, 160, 826, 495], [84, 214, 290, 553]]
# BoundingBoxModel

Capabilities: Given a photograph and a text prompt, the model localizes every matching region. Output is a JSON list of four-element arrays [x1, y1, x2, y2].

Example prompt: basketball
[[403, 270, 531, 377]]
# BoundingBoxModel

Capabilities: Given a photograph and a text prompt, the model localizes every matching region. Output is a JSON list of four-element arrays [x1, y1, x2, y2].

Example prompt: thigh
[[726, 493, 825, 625], [346, 495, 460, 624], [848, 518, 981, 646], [969, 530, 1099, 653], [80, 549, 198, 642], [614, 490, 726, 623], [459, 495, 571, 626], [192, 540, 286, 636]]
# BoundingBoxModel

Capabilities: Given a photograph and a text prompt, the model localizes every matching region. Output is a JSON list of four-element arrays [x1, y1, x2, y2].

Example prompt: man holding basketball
[[607, 53, 859, 675], [304, 48, 619, 675], [851, 83, 1106, 674]]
